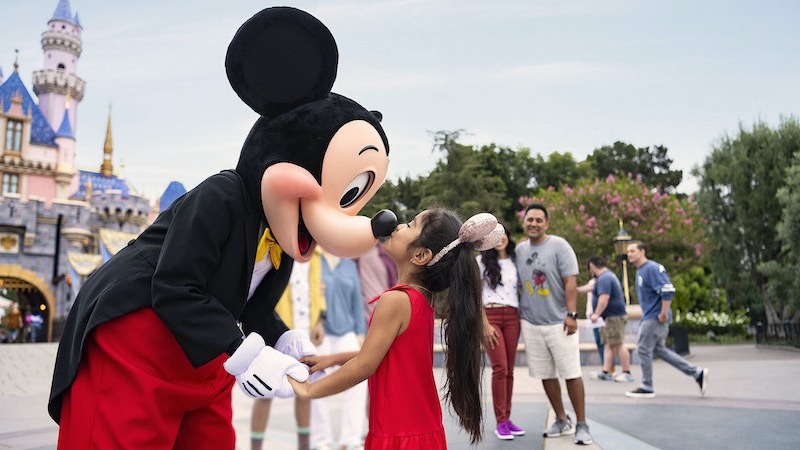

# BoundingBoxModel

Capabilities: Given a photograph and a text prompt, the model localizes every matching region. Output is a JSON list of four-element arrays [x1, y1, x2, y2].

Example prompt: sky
[[1, 0, 798, 203]]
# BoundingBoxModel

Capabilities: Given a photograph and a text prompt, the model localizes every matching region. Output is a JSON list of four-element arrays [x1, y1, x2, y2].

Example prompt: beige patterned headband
[[427, 213, 505, 267]]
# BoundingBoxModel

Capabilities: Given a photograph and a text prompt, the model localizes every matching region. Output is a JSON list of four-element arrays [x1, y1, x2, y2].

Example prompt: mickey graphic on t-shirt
[[524, 252, 550, 296]]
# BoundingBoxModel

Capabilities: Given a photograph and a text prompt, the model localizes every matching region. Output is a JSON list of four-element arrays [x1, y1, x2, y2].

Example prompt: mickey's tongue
[[298, 231, 312, 255]]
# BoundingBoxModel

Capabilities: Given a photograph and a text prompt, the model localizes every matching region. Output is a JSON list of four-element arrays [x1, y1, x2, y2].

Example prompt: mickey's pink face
[[261, 120, 390, 261]]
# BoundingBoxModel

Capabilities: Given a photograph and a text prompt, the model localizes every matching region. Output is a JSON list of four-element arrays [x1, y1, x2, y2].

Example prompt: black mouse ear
[[369, 110, 383, 122], [225, 7, 338, 117]]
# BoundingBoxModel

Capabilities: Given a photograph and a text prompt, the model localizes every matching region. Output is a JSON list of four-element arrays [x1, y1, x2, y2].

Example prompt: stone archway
[[0, 264, 56, 342]]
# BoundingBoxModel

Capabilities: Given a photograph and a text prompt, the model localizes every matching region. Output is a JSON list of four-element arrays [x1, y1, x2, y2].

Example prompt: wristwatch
[[566, 312, 579, 320]]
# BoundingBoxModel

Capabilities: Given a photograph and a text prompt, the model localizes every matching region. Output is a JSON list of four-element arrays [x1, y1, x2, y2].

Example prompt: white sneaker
[[614, 371, 635, 382], [544, 416, 574, 437], [575, 423, 593, 445], [590, 371, 615, 381]]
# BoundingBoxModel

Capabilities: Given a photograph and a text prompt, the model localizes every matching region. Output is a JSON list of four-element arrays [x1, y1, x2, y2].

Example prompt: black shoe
[[625, 387, 655, 398], [697, 368, 709, 396]]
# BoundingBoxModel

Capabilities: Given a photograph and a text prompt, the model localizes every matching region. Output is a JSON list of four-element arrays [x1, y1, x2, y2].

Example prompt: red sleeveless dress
[[364, 285, 447, 450]]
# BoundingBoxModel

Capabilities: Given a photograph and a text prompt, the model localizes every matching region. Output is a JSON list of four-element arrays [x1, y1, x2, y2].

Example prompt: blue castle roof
[[51, 0, 79, 26], [0, 71, 58, 147], [56, 108, 74, 139], [73, 170, 132, 200], [159, 181, 187, 213]]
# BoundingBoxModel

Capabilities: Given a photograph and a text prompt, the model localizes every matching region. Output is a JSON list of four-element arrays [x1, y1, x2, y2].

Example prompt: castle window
[[57, 63, 66, 71], [2, 173, 19, 195], [4, 120, 23, 152]]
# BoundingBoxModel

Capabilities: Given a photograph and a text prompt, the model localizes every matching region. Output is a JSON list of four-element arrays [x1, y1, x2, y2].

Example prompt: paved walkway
[[1, 343, 799, 449]]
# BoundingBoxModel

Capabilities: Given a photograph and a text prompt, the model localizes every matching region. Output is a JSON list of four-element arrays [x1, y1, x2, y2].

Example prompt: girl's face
[[384, 210, 427, 262]]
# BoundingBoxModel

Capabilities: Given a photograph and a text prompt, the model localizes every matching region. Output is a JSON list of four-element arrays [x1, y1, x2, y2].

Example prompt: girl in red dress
[[290, 208, 504, 448]]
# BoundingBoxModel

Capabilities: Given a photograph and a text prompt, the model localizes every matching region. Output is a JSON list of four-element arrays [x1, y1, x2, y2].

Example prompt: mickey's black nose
[[371, 209, 398, 238]]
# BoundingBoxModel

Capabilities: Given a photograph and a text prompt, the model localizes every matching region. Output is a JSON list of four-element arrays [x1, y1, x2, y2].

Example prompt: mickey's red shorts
[[57, 307, 236, 449]]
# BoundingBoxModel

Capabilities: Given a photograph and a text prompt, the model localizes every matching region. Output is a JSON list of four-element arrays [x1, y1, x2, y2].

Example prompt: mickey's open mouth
[[298, 212, 313, 256]]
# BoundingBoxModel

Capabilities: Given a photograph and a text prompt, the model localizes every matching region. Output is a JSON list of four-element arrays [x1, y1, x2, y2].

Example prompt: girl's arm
[[289, 289, 411, 399], [301, 351, 358, 372]]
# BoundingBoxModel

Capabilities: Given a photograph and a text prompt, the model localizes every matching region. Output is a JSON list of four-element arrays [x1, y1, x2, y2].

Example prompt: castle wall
[[21, 142, 58, 165], [26, 175, 57, 206], [0, 187, 150, 319]]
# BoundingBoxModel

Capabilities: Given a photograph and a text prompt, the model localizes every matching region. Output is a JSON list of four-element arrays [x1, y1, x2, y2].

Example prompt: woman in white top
[[477, 225, 524, 440]]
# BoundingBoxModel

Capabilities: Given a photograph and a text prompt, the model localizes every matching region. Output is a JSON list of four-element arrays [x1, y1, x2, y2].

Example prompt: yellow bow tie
[[256, 228, 282, 269]]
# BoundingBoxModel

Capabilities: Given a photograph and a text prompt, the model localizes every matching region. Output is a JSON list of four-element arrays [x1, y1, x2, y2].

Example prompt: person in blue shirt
[[587, 256, 633, 382], [625, 241, 709, 398], [310, 250, 367, 450]]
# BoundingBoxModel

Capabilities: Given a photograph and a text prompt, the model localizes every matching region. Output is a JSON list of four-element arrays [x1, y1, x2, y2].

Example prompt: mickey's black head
[[227, 6, 388, 211], [225, 7, 395, 261]]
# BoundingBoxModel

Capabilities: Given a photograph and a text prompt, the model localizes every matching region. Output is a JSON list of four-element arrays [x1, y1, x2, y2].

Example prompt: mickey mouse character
[[49, 7, 397, 449]]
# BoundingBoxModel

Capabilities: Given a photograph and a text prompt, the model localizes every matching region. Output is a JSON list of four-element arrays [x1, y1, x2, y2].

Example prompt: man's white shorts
[[521, 321, 582, 380]]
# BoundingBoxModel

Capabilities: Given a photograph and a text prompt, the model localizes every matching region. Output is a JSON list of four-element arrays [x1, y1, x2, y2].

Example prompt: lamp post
[[613, 220, 632, 304]]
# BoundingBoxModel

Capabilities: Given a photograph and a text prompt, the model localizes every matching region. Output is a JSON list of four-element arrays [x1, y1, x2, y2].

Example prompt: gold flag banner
[[66, 253, 104, 276], [98, 229, 139, 256]]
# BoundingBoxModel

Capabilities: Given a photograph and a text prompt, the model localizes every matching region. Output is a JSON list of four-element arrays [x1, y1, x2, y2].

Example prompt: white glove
[[275, 329, 318, 360], [224, 333, 310, 399], [276, 330, 327, 382]]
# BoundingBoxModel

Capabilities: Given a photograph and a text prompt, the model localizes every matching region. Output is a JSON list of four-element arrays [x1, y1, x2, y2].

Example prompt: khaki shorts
[[600, 315, 627, 346], [521, 321, 582, 380]]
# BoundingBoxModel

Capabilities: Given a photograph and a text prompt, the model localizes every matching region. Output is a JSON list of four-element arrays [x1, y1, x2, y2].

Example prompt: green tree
[[586, 141, 683, 193], [420, 131, 509, 219], [758, 149, 800, 323], [531, 151, 592, 191], [475, 144, 538, 234], [693, 118, 800, 324]]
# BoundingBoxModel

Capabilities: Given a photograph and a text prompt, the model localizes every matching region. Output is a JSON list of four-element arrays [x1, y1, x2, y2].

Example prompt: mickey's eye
[[340, 171, 375, 208]]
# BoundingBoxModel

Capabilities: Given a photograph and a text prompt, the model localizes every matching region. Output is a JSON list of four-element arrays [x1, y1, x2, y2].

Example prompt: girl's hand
[[300, 354, 338, 374], [288, 377, 311, 400]]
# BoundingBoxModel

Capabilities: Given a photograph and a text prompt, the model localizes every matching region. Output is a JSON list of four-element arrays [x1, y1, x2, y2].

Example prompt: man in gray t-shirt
[[515, 204, 592, 445], [517, 234, 579, 325]]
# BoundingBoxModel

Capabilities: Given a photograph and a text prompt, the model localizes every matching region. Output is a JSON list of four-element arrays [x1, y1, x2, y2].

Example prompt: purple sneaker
[[505, 419, 525, 436], [494, 421, 514, 440]]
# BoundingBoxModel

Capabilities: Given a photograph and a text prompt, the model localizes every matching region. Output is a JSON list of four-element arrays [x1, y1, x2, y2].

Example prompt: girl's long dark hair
[[412, 208, 483, 443], [479, 225, 515, 290]]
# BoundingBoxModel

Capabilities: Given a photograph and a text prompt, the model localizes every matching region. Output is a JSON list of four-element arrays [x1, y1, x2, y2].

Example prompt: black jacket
[[48, 170, 292, 423]]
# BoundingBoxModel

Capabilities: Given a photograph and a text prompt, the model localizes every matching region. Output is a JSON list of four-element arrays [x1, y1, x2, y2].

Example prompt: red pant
[[58, 308, 235, 449], [484, 306, 521, 423]]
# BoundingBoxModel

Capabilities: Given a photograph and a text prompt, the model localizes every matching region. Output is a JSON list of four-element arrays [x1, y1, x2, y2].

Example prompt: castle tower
[[100, 107, 114, 177], [32, 0, 85, 140], [54, 94, 76, 198]]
